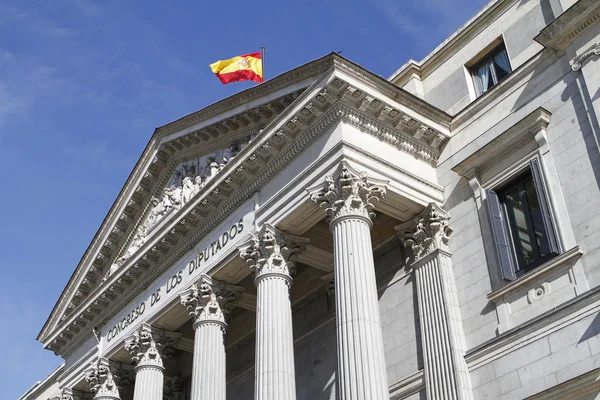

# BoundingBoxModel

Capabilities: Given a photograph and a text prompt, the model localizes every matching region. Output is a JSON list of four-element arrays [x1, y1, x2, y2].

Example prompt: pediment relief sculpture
[[104, 136, 254, 279]]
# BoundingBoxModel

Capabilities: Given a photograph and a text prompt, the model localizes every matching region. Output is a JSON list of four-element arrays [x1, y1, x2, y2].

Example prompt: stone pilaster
[[85, 358, 122, 400], [180, 275, 243, 400], [309, 161, 390, 400], [397, 203, 472, 400], [124, 323, 180, 400], [240, 224, 308, 400]]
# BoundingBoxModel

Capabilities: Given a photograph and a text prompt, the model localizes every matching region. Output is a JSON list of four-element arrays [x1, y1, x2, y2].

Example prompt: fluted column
[[124, 323, 180, 400], [85, 358, 123, 400], [180, 275, 243, 400], [309, 161, 389, 400], [240, 224, 308, 400], [397, 203, 473, 400]]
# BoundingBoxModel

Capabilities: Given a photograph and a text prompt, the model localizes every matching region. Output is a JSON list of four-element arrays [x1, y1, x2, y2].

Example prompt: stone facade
[[20, 1, 600, 399]]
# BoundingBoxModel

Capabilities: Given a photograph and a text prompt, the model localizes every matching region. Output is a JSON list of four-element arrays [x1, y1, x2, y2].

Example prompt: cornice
[[41, 56, 452, 356], [18, 364, 64, 400], [452, 107, 551, 179], [535, 0, 600, 52]]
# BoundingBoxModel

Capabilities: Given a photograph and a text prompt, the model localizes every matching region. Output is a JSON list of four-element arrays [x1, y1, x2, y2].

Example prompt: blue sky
[[0, 0, 488, 397]]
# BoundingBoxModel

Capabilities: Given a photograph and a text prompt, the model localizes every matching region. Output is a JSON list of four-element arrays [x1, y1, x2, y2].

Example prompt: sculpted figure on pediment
[[181, 176, 197, 204], [163, 185, 183, 210], [104, 137, 251, 276]]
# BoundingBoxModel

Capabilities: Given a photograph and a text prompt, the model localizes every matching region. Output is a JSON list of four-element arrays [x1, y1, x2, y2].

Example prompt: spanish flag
[[209, 52, 263, 84]]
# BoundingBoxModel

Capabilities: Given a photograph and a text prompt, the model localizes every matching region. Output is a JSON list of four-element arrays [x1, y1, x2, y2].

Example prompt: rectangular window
[[486, 159, 560, 280], [471, 45, 512, 97]]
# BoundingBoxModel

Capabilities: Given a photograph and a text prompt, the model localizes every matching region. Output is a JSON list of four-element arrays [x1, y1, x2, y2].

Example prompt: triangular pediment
[[38, 63, 318, 349], [39, 53, 452, 356]]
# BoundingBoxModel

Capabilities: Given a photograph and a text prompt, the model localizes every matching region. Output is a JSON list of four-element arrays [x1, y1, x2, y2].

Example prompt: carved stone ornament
[[308, 161, 387, 225], [320, 272, 335, 296], [58, 388, 83, 400], [145, 139, 253, 233], [124, 323, 179, 369], [163, 376, 185, 400], [571, 42, 600, 71], [179, 275, 243, 327], [105, 137, 256, 278], [239, 224, 309, 283], [397, 203, 453, 263], [84, 358, 121, 398]]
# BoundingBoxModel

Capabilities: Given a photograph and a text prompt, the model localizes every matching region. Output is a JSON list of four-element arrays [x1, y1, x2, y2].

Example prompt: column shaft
[[190, 322, 226, 400], [255, 275, 296, 400], [332, 216, 389, 400], [132, 366, 164, 400], [398, 203, 473, 400], [414, 252, 471, 400], [180, 276, 242, 400]]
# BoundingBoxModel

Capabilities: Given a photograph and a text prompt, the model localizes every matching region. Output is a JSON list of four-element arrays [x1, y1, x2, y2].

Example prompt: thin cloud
[[367, 0, 489, 39], [0, 4, 74, 37], [63, 0, 102, 16]]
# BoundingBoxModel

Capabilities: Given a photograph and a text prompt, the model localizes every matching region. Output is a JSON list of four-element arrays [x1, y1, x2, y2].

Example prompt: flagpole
[[261, 46, 265, 83]]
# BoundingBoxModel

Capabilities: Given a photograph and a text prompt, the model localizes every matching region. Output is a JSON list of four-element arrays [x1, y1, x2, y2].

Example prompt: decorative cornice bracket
[[571, 43, 600, 71]]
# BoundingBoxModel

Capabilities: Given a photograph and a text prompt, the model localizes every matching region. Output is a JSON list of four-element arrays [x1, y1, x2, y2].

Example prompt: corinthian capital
[[84, 358, 121, 398], [239, 224, 309, 283], [124, 323, 180, 369], [179, 275, 243, 327], [308, 161, 387, 225], [59, 388, 82, 400], [397, 203, 453, 262]]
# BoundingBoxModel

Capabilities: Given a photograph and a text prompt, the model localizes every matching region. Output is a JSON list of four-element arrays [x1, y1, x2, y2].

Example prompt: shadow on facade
[[579, 311, 600, 344], [510, 0, 600, 189]]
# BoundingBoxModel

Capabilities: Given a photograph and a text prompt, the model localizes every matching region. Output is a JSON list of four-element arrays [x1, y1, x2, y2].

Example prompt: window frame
[[470, 44, 513, 97], [485, 157, 561, 281]]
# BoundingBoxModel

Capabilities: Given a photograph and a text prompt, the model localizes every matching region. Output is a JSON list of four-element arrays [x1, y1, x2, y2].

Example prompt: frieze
[[99, 204, 253, 349]]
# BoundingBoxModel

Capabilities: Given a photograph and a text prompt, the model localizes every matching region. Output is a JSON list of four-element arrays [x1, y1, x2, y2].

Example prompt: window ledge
[[487, 246, 583, 302]]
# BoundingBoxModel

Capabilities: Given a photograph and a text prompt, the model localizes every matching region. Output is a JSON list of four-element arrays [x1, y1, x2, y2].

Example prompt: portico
[[37, 53, 465, 400]]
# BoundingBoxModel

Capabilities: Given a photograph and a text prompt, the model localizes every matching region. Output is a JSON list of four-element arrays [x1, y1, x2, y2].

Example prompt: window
[[471, 45, 512, 97], [486, 159, 560, 281]]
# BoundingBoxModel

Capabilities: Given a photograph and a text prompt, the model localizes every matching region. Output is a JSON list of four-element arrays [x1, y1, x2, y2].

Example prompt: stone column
[[397, 203, 472, 400], [180, 275, 243, 400], [124, 323, 180, 400], [309, 162, 389, 400], [85, 358, 123, 400], [240, 224, 308, 400]]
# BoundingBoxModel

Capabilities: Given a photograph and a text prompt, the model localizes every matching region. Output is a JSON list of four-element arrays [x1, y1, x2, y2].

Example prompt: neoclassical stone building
[[20, 0, 600, 399]]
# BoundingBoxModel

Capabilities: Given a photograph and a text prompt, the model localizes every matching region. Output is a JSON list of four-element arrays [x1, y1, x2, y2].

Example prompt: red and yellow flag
[[209, 52, 263, 84]]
